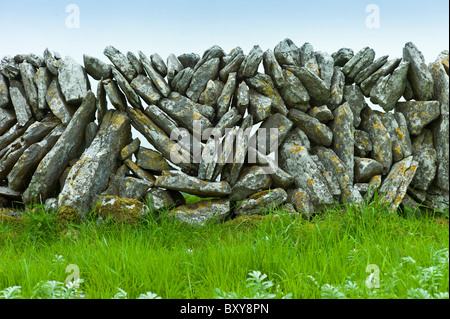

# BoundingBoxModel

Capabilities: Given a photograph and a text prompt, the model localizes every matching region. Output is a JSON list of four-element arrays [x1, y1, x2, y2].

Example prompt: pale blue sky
[[1, 0, 448, 66]]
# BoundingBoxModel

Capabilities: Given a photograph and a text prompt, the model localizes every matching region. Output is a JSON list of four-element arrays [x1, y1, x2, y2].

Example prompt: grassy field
[[0, 197, 448, 299]]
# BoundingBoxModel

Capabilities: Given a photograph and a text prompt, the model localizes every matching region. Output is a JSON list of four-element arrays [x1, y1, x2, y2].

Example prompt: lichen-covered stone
[[379, 156, 418, 213], [354, 55, 389, 85], [365, 174, 382, 202], [171, 68, 194, 96], [395, 100, 440, 136], [370, 61, 409, 112], [58, 110, 132, 215], [58, 56, 89, 105], [23, 91, 97, 204], [428, 50, 449, 192], [263, 49, 285, 88], [378, 112, 412, 163], [8, 125, 64, 191], [234, 188, 287, 217], [246, 73, 288, 116], [360, 107, 392, 175], [288, 109, 333, 147], [178, 53, 200, 70], [248, 89, 271, 123], [19, 61, 45, 120], [287, 188, 314, 218], [257, 112, 293, 151], [0, 73, 10, 108], [238, 45, 263, 78], [136, 146, 172, 172], [139, 51, 171, 98], [155, 170, 231, 197], [354, 129, 372, 158], [130, 74, 162, 105], [170, 198, 231, 226], [102, 78, 127, 111], [112, 67, 142, 109], [402, 42, 434, 101], [94, 196, 145, 225], [360, 58, 401, 96], [354, 157, 384, 183], [332, 48, 354, 67], [219, 52, 245, 83], [0, 109, 16, 136], [328, 67, 345, 109], [103, 175, 153, 200], [342, 47, 375, 81], [279, 141, 334, 207], [83, 54, 112, 80], [308, 105, 333, 123], [104, 45, 137, 82], [315, 51, 334, 89], [217, 72, 237, 119], [279, 70, 310, 111], [230, 165, 272, 201], [120, 138, 141, 160], [274, 38, 301, 68], [186, 58, 220, 102], [343, 84, 365, 127], [150, 53, 167, 77], [253, 148, 295, 189], [9, 80, 33, 126], [286, 66, 330, 105]]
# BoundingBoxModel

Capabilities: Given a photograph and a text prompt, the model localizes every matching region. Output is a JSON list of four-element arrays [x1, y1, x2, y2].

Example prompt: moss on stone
[[56, 205, 82, 225], [93, 195, 144, 225]]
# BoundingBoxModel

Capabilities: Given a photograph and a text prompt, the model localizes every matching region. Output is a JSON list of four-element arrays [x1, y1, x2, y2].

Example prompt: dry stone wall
[[0, 40, 448, 225]]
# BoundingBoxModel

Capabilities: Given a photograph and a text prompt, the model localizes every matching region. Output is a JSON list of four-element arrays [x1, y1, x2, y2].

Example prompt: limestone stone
[[234, 188, 287, 217], [8, 125, 65, 191], [58, 110, 132, 215], [378, 112, 412, 163], [139, 51, 171, 98], [219, 52, 245, 83], [120, 138, 141, 160], [9, 80, 33, 126], [370, 61, 409, 112], [19, 61, 44, 120], [299, 43, 319, 75], [170, 198, 231, 226], [124, 158, 156, 183], [103, 175, 152, 200], [379, 156, 418, 213], [145, 188, 185, 212], [136, 147, 172, 172], [395, 101, 440, 136], [150, 53, 168, 77], [286, 188, 314, 218], [104, 45, 137, 82], [332, 48, 354, 67], [263, 49, 285, 88], [23, 91, 97, 204], [217, 72, 237, 119], [83, 54, 112, 80], [354, 157, 384, 183], [130, 74, 162, 105], [354, 55, 389, 85], [360, 58, 401, 96], [343, 84, 366, 127], [288, 109, 333, 147], [315, 51, 334, 89], [45, 79, 74, 125], [246, 73, 288, 115], [330, 103, 354, 181], [0, 73, 9, 108], [127, 51, 144, 75], [248, 89, 271, 123], [328, 67, 345, 109], [360, 107, 392, 175], [171, 68, 194, 96], [112, 68, 142, 109], [274, 38, 301, 68], [155, 170, 231, 197], [58, 56, 89, 105], [0, 109, 16, 136], [279, 70, 310, 111], [238, 45, 263, 78], [354, 130, 372, 158], [308, 105, 334, 123], [286, 66, 330, 105], [403, 42, 434, 101], [186, 58, 220, 102], [167, 54, 183, 83], [178, 53, 200, 69], [102, 78, 127, 111], [34, 67, 52, 110], [342, 47, 375, 81], [230, 165, 272, 201], [428, 50, 449, 192]]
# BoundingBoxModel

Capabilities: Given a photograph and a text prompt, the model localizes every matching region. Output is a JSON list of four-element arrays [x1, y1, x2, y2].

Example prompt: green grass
[[0, 198, 448, 299]]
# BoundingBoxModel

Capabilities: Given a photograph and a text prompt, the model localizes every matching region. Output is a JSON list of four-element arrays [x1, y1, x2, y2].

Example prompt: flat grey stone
[[127, 51, 144, 75], [103, 175, 152, 201], [112, 67, 142, 109], [315, 51, 334, 89], [308, 105, 334, 123], [343, 84, 366, 127], [342, 47, 375, 81], [23, 91, 97, 204], [236, 81, 249, 115], [186, 58, 220, 102], [9, 80, 33, 126], [130, 74, 162, 105], [285, 66, 330, 105], [83, 54, 112, 80], [155, 170, 231, 197], [136, 146, 172, 172], [279, 69, 310, 111], [178, 53, 200, 69], [230, 165, 272, 201], [332, 48, 354, 67], [102, 78, 127, 111], [171, 68, 194, 96], [150, 53, 168, 77], [378, 112, 412, 163], [43, 48, 60, 76], [58, 110, 132, 215], [219, 52, 245, 83], [274, 38, 301, 68], [139, 51, 171, 98], [370, 61, 410, 112], [238, 45, 263, 78], [34, 67, 52, 110], [395, 100, 440, 136], [328, 67, 345, 109], [234, 188, 287, 217], [360, 58, 401, 96], [167, 54, 183, 83], [288, 109, 333, 147], [0, 73, 9, 108], [58, 56, 89, 105], [354, 129, 373, 158], [299, 42, 319, 75], [354, 55, 389, 85], [246, 73, 288, 115], [248, 89, 271, 123], [170, 198, 230, 226], [19, 61, 44, 120], [403, 42, 434, 101], [354, 157, 384, 183], [287, 188, 314, 218], [217, 72, 237, 119], [104, 45, 137, 82], [263, 49, 285, 88]]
